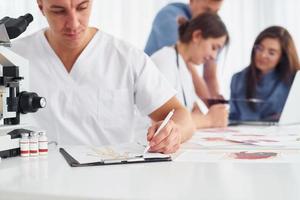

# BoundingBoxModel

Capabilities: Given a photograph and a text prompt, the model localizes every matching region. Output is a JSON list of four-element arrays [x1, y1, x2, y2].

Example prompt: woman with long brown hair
[[230, 26, 299, 121]]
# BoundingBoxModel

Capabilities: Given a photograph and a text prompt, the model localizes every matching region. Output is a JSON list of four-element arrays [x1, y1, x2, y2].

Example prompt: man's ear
[[192, 30, 202, 43], [37, 0, 45, 15]]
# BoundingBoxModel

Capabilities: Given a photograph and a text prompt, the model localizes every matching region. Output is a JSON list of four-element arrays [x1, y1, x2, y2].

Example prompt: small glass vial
[[29, 132, 39, 157], [20, 133, 30, 157], [38, 131, 48, 155]]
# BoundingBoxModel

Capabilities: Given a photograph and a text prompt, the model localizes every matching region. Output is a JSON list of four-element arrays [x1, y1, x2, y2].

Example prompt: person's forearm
[[172, 108, 196, 143], [203, 62, 220, 97], [189, 65, 211, 100], [204, 75, 220, 97]]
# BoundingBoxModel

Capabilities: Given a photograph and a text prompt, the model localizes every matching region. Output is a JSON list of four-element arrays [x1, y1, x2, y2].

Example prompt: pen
[[143, 109, 175, 154], [206, 98, 265, 106]]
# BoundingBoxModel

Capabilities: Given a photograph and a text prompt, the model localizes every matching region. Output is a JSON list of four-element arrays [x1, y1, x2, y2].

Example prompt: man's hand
[[146, 120, 181, 154]]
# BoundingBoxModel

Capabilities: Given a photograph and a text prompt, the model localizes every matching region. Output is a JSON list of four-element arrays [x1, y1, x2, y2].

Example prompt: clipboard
[[59, 144, 172, 167]]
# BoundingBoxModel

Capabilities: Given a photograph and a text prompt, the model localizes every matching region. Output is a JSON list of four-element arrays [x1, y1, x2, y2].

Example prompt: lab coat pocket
[[98, 89, 134, 133]]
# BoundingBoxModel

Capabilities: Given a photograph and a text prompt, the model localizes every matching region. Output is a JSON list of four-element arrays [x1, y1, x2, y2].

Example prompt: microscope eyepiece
[[23, 14, 33, 24], [0, 13, 34, 39]]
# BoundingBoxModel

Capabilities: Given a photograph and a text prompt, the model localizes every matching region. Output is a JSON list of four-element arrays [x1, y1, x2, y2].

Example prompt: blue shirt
[[144, 3, 192, 56], [229, 67, 293, 121]]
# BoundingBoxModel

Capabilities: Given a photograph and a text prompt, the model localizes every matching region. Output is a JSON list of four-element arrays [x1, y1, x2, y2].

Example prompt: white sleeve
[[151, 49, 178, 89], [133, 51, 177, 116]]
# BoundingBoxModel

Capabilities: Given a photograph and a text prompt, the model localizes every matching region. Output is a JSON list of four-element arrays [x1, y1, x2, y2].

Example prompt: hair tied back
[[178, 16, 190, 38]]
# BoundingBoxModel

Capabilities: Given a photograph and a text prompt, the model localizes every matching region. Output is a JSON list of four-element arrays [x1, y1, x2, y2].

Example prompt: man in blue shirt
[[145, 0, 224, 101]]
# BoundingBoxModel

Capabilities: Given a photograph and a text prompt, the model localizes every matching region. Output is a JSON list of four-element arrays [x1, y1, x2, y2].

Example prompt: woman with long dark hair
[[230, 26, 299, 121]]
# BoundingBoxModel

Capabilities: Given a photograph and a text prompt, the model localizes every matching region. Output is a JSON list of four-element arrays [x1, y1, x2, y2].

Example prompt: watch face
[[40, 98, 47, 108]]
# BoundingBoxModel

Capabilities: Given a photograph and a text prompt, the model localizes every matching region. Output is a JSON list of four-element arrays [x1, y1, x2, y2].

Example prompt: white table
[[1, 126, 300, 200]]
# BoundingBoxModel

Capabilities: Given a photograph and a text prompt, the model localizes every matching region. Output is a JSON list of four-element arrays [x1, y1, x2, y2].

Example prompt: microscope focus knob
[[33, 96, 47, 109], [18, 91, 47, 114]]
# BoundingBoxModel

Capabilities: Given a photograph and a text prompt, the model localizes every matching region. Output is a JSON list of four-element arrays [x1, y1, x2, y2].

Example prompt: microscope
[[0, 14, 46, 158]]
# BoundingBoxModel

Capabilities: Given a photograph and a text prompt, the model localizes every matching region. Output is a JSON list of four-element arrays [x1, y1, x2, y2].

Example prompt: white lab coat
[[151, 46, 197, 111], [11, 29, 176, 146]]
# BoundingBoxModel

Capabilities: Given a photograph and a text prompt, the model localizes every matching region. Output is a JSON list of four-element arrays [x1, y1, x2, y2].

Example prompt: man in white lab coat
[[12, 0, 195, 154]]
